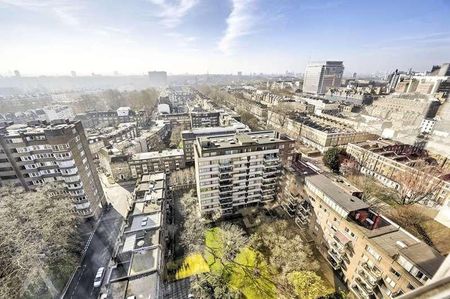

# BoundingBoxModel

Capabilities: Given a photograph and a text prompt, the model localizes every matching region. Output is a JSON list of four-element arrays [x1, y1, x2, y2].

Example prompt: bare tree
[[178, 191, 205, 253], [393, 165, 445, 206], [252, 220, 319, 278], [0, 183, 81, 298], [388, 206, 434, 247], [170, 125, 183, 148]]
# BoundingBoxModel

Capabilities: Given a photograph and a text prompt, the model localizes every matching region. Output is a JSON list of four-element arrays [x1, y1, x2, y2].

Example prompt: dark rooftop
[[400, 243, 445, 278], [306, 174, 369, 214]]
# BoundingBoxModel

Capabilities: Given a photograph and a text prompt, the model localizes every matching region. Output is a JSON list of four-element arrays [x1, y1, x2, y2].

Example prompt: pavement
[[63, 208, 123, 299]]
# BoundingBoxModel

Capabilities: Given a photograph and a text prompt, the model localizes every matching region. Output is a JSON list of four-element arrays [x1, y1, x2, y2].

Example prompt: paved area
[[63, 208, 123, 299], [99, 172, 134, 217], [164, 277, 192, 299]]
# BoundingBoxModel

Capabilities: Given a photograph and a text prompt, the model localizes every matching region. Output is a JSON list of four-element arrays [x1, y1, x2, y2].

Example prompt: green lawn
[[175, 253, 210, 280], [204, 227, 226, 272]]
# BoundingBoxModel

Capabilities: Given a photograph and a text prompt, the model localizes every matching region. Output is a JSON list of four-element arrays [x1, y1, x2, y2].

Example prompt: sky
[[0, 0, 449, 76]]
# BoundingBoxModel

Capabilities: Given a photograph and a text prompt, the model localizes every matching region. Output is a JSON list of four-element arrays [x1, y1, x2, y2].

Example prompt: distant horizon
[[0, 64, 444, 79]]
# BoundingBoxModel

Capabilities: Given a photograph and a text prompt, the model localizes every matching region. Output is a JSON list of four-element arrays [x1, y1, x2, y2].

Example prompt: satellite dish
[[137, 240, 145, 247]]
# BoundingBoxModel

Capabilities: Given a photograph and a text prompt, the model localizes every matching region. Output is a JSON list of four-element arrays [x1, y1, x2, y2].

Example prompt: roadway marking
[[69, 265, 86, 299]]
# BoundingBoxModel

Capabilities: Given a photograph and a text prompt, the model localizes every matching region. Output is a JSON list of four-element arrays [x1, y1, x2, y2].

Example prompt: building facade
[[298, 174, 444, 299], [129, 149, 185, 179], [75, 107, 149, 129], [0, 120, 105, 218], [303, 61, 344, 95], [190, 111, 221, 128], [182, 125, 250, 164], [107, 172, 167, 298], [267, 111, 378, 152], [194, 131, 294, 216], [346, 140, 450, 227]]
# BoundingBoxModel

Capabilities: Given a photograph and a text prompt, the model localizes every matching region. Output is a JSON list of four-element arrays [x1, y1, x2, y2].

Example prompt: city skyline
[[0, 0, 449, 76]]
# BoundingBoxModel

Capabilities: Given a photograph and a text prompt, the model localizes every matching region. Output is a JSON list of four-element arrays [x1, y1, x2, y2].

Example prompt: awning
[[334, 230, 351, 245]]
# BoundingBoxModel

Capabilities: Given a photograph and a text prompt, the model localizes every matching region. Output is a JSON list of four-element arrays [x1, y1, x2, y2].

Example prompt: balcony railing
[[219, 164, 233, 171], [357, 270, 378, 287], [326, 252, 341, 270], [360, 262, 382, 280], [295, 215, 308, 226], [219, 174, 233, 180], [350, 285, 368, 299], [354, 277, 373, 295]]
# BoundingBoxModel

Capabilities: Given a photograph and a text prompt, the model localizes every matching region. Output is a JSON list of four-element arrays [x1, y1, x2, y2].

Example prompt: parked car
[[93, 267, 105, 287]]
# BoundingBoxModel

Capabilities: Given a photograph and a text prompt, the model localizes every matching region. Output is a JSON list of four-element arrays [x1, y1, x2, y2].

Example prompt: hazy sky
[[0, 0, 449, 76]]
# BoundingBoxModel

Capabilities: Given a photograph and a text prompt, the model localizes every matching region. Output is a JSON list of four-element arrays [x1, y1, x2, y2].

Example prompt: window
[[365, 245, 382, 261], [390, 267, 401, 278], [385, 276, 396, 288], [397, 255, 413, 272]]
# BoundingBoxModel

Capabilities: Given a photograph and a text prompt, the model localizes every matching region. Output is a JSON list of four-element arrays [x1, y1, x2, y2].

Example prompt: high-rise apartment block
[[303, 61, 344, 95], [0, 120, 105, 218], [190, 111, 221, 128], [194, 131, 294, 216], [298, 174, 445, 298], [148, 71, 168, 87]]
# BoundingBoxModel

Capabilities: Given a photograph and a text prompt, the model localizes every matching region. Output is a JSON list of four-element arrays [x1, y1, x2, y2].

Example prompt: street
[[63, 208, 123, 299]]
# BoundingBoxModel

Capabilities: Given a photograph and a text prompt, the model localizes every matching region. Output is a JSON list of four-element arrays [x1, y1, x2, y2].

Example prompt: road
[[64, 208, 123, 299]]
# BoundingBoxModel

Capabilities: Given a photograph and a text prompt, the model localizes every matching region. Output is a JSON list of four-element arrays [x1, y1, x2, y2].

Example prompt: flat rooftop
[[197, 131, 291, 150], [132, 149, 184, 160], [306, 174, 369, 214], [122, 229, 160, 253], [182, 126, 237, 139], [126, 272, 159, 299], [141, 172, 166, 183], [399, 243, 445, 278], [1, 121, 79, 136], [370, 228, 419, 256], [125, 213, 161, 233], [129, 247, 160, 276], [133, 202, 162, 215]]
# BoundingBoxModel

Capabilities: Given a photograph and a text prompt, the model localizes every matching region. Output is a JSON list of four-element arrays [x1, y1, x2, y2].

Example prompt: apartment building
[[107, 172, 166, 298], [194, 131, 294, 216], [0, 105, 74, 124], [129, 149, 185, 178], [346, 140, 450, 227], [365, 95, 441, 127], [267, 111, 377, 152], [75, 107, 149, 128], [159, 112, 191, 129], [148, 70, 167, 87], [190, 111, 221, 128], [87, 122, 138, 157], [324, 89, 374, 105], [303, 61, 344, 95], [297, 95, 341, 115], [299, 174, 444, 299], [0, 120, 105, 218], [98, 147, 131, 182], [138, 120, 170, 151], [182, 125, 250, 164]]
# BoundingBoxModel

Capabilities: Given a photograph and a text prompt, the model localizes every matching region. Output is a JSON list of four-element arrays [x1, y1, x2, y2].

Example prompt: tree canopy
[[288, 271, 333, 299], [323, 147, 345, 173], [0, 184, 81, 298]]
